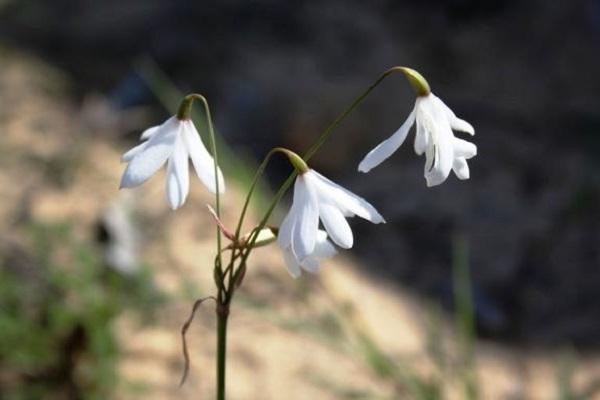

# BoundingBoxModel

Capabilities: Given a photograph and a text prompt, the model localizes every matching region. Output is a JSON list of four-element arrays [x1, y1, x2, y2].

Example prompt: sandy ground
[[1, 49, 599, 400]]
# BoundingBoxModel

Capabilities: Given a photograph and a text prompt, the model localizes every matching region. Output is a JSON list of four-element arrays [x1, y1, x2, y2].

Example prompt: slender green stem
[[178, 94, 223, 267], [216, 305, 229, 400], [233, 147, 305, 241], [223, 246, 244, 291], [237, 66, 408, 266], [226, 145, 279, 297], [233, 150, 276, 243], [452, 235, 477, 400], [303, 66, 408, 162], [179, 94, 228, 399]]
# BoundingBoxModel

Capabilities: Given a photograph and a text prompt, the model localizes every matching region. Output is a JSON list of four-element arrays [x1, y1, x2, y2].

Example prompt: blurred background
[[1, 0, 600, 399]]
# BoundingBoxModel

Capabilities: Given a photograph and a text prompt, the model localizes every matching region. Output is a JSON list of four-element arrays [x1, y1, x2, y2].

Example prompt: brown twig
[[179, 296, 217, 387]]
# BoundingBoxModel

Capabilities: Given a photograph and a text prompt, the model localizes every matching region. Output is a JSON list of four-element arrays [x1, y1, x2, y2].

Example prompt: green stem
[[452, 235, 477, 400], [233, 147, 305, 241], [179, 94, 229, 399], [238, 66, 408, 265], [216, 304, 229, 400], [227, 149, 276, 291], [178, 94, 223, 267], [303, 66, 409, 162]]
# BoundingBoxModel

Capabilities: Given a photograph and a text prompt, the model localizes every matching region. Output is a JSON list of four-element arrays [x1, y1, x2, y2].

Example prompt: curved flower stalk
[[277, 159, 385, 277], [120, 115, 225, 209], [358, 67, 476, 187]]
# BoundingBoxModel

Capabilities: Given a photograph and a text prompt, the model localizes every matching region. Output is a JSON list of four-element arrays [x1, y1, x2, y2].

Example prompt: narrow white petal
[[165, 136, 190, 209], [414, 118, 428, 155], [277, 206, 297, 249], [424, 139, 435, 177], [121, 141, 148, 163], [291, 176, 319, 260], [451, 118, 475, 135], [119, 118, 179, 188], [283, 248, 302, 278], [301, 257, 321, 273], [140, 125, 161, 140], [122, 122, 167, 163], [312, 230, 338, 259], [415, 96, 437, 133], [453, 137, 477, 159], [319, 203, 353, 249], [165, 160, 179, 209], [425, 134, 454, 187], [453, 157, 470, 180], [182, 121, 225, 194], [436, 94, 475, 135], [424, 103, 455, 187], [358, 108, 416, 172], [309, 171, 385, 224], [286, 230, 336, 276]]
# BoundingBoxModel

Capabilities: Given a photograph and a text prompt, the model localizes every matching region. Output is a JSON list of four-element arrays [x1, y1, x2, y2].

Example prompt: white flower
[[281, 229, 337, 278], [120, 116, 225, 209], [358, 93, 476, 187], [277, 169, 385, 277]]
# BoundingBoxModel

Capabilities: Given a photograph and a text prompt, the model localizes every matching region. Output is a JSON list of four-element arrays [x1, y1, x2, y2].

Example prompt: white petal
[[451, 118, 475, 135], [415, 96, 437, 133], [140, 125, 160, 140], [121, 123, 165, 163], [301, 257, 321, 274], [424, 137, 454, 187], [121, 141, 148, 163], [283, 248, 302, 278], [285, 230, 336, 276], [424, 104, 454, 187], [312, 230, 338, 259], [424, 139, 436, 178], [414, 118, 428, 155], [277, 206, 297, 250], [182, 121, 225, 194], [319, 203, 353, 249], [437, 94, 475, 135], [291, 175, 319, 261], [302, 231, 337, 273], [165, 136, 190, 209], [453, 157, 470, 180], [358, 107, 416, 172], [453, 137, 477, 159], [120, 117, 179, 188], [309, 171, 385, 224]]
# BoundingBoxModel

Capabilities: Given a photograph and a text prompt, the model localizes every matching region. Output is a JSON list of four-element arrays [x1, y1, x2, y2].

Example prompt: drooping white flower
[[358, 68, 476, 187], [277, 169, 385, 277], [120, 116, 225, 209]]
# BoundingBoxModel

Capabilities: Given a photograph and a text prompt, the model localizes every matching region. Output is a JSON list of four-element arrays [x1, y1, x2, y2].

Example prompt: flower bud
[[228, 227, 277, 250], [251, 227, 278, 247]]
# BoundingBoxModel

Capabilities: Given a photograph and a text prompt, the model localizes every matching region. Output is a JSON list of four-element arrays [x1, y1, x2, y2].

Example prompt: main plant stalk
[[216, 303, 229, 400]]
